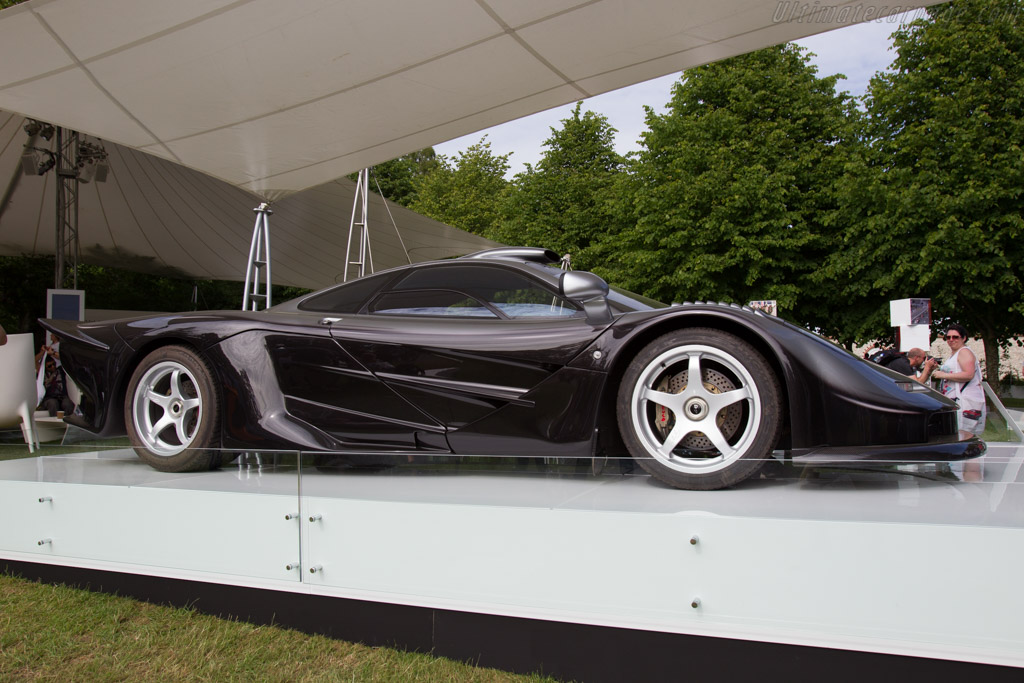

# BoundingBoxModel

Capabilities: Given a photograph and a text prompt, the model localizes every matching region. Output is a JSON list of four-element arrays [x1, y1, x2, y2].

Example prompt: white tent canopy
[[0, 0, 937, 201], [0, 110, 498, 290]]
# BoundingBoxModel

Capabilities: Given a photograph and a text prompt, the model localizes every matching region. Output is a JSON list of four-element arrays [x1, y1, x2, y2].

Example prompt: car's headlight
[[895, 380, 933, 392]]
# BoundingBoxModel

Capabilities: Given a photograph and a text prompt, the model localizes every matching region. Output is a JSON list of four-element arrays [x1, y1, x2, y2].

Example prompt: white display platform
[[2, 444, 1023, 672]]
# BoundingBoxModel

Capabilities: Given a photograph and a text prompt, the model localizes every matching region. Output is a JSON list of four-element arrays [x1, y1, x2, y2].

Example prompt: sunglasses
[[944, 334, 961, 340]]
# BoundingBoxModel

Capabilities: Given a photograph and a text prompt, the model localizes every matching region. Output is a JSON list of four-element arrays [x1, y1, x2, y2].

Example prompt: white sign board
[[748, 300, 777, 316]]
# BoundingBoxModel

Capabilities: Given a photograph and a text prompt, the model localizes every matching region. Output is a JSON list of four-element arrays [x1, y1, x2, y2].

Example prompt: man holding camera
[[865, 345, 928, 378]]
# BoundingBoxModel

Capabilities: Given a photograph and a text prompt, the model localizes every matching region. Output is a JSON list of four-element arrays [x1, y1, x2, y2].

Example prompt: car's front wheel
[[125, 345, 222, 472], [617, 328, 782, 490]]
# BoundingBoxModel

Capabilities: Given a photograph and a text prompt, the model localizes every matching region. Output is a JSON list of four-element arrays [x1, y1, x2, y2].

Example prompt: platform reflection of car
[[41, 247, 984, 490]]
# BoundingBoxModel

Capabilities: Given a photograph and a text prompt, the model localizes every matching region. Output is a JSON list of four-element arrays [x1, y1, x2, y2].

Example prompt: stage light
[[23, 119, 55, 140], [21, 150, 39, 175], [21, 149, 56, 175], [76, 140, 109, 183], [37, 154, 56, 175], [78, 159, 96, 183], [77, 158, 103, 183]]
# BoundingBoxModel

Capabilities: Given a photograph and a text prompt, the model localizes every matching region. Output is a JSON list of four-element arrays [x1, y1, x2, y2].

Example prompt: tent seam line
[[25, 7, 183, 165], [474, 0, 591, 99]]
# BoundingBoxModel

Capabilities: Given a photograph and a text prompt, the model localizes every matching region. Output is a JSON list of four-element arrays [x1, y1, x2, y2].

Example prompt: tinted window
[[298, 272, 395, 313], [369, 290, 498, 317], [393, 265, 580, 319]]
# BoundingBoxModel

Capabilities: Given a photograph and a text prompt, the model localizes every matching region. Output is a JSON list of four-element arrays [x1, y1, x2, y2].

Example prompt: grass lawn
[[986, 394, 1024, 442], [0, 573, 554, 682], [982, 407, 1020, 442]]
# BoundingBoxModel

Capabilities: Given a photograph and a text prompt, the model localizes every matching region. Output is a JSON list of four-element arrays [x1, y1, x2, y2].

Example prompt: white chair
[[0, 333, 40, 452]]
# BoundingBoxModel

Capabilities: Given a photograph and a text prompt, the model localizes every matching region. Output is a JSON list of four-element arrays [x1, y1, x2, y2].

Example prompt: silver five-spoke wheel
[[631, 344, 760, 474], [132, 360, 203, 456], [125, 345, 222, 472], [617, 328, 782, 490]]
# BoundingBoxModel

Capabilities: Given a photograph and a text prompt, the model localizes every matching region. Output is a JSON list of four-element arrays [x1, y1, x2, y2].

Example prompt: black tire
[[616, 328, 782, 490], [124, 345, 222, 472]]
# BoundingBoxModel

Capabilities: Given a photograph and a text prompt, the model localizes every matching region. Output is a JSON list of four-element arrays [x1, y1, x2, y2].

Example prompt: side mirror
[[560, 271, 613, 324]]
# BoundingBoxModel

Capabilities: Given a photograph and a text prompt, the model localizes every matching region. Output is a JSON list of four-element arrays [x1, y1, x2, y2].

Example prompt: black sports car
[[41, 247, 984, 490]]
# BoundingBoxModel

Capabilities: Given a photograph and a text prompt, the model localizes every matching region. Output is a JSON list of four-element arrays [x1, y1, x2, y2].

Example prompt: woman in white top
[[921, 323, 986, 438]]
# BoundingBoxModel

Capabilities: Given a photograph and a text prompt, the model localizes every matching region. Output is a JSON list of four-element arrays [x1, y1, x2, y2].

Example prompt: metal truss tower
[[54, 127, 80, 289]]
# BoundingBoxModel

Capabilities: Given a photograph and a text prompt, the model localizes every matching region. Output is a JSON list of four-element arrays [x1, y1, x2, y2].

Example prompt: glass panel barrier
[[0, 441, 301, 583], [296, 444, 1024, 662], [296, 445, 1024, 523], [5, 429, 1023, 661]]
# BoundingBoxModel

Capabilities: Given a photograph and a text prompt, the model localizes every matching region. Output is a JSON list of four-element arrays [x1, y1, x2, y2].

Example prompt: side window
[[393, 265, 580, 319], [489, 286, 579, 318], [298, 271, 395, 313], [369, 290, 498, 317]]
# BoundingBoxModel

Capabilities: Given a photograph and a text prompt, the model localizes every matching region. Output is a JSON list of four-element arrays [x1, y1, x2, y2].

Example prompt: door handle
[[318, 317, 343, 326]]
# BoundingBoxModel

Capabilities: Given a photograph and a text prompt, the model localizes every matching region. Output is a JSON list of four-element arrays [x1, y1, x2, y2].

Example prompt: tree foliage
[[0, 255, 55, 339], [491, 103, 626, 269], [593, 44, 855, 327], [822, 0, 1024, 376], [409, 138, 511, 238]]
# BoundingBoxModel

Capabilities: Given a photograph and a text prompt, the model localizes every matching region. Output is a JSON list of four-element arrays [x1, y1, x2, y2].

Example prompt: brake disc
[[653, 365, 742, 450]]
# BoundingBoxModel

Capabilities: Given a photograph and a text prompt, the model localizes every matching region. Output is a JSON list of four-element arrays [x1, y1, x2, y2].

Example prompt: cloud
[[796, 19, 902, 96]]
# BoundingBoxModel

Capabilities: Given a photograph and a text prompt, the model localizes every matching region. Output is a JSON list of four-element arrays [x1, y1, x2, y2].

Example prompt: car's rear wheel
[[125, 345, 221, 472], [617, 328, 782, 490]]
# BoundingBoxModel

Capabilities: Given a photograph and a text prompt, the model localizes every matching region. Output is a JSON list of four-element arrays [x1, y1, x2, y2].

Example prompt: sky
[[434, 17, 916, 177]]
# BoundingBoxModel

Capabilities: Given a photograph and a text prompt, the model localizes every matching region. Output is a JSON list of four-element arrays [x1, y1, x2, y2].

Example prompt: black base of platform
[[3, 559, 1019, 682]]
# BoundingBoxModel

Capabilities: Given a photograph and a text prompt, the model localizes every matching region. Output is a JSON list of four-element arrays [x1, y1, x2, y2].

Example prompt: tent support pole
[[344, 168, 374, 282], [242, 202, 273, 311]]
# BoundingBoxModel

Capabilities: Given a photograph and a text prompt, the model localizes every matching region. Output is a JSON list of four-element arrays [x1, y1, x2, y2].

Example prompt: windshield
[[509, 260, 667, 313]]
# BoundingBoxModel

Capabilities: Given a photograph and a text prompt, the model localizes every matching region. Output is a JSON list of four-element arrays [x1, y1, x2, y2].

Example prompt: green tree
[[0, 255, 55, 339], [594, 44, 855, 326], [824, 0, 1024, 378], [409, 138, 510, 238], [492, 103, 626, 269]]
